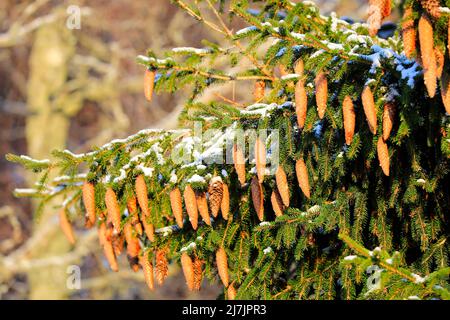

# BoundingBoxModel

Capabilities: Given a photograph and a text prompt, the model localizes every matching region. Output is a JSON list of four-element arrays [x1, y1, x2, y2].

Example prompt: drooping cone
[[255, 138, 266, 183], [275, 166, 290, 207], [124, 222, 141, 272], [382, 0, 391, 18], [184, 185, 198, 230], [105, 187, 121, 234], [402, 7, 416, 59], [233, 144, 246, 186], [180, 252, 195, 291], [435, 47, 444, 79], [98, 221, 107, 247], [103, 236, 119, 272], [196, 191, 211, 226], [251, 176, 264, 221], [59, 209, 76, 244], [253, 80, 265, 102], [295, 80, 308, 129], [144, 69, 156, 102], [295, 158, 311, 199], [170, 187, 184, 228], [193, 256, 204, 291], [440, 72, 450, 114], [216, 247, 229, 287], [228, 283, 237, 300], [420, 0, 441, 19], [140, 251, 155, 291], [135, 174, 150, 216], [419, 14, 437, 98], [271, 190, 285, 217], [315, 72, 328, 119], [368, 0, 383, 37], [382, 103, 395, 141], [141, 215, 155, 242], [343, 95, 356, 145], [361, 86, 378, 134], [221, 182, 230, 220], [82, 182, 96, 229], [127, 195, 143, 236], [155, 249, 169, 286], [208, 176, 223, 218], [294, 58, 304, 76], [377, 137, 390, 176]]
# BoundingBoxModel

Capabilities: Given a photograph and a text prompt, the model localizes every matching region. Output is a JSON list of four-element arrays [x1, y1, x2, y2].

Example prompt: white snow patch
[[344, 255, 358, 261]]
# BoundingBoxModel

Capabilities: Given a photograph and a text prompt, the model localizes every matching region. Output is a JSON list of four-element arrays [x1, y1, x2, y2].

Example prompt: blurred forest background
[[0, 0, 393, 300]]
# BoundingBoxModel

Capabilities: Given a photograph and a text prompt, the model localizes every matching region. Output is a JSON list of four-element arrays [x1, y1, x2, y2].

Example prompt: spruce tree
[[7, 0, 450, 300]]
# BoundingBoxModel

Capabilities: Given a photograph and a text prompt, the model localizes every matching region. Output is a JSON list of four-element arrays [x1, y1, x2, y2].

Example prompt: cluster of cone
[[402, 1, 450, 115], [58, 173, 234, 294], [59, 178, 168, 291], [180, 247, 236, 299]]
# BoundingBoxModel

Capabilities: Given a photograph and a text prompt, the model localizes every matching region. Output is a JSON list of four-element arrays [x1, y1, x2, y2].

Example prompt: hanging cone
[[368, 0, 383, 36], [184, 185, 198, 230], [196, 191, 211, 226], [361, 86, 378, 134], [253, 80, 265, 102], [140, 251, 155, 291], [295, 158, 311, 199], [275, 166, 290, 207], [295, 80, 308, 129], [315, 72, 328, 119], [435, 47, 444, 79], [98, 221, 107, 247], [294, 58, 304, 76], [124, 223, 140, 272], [155, 248, 169, 286], [228, 282, 237, 300], [82, 181, 96, 229], [419, 14, 437, 98], [127, 195, 143, 236], [135, 174, 150, 217], [377, 137, 390, 176], [343, 95, 356, 145], [420, 0, 441, 19], [59, 209, 76, 244], [250, 176, 264, 221], [103, 237, 119, 272], [440, 72, 450, 114], [208, 176, 223, 218], [193, 256, 204, 291], [382, 103, 395, 141], [221, 182, 230, 220], [233, 144, 246, 186], [181, 252, 195, 291], [144, 69, 156, 102], [216, 247, 229, 287], [141, 215, 155, 242], [271, 190, 285, 217], [105, 187, 121, 234], [402, 7, 416, 59], [382, 0, 391, 18], [170, 187, 184, 228], [255, 138, 266, 183]]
